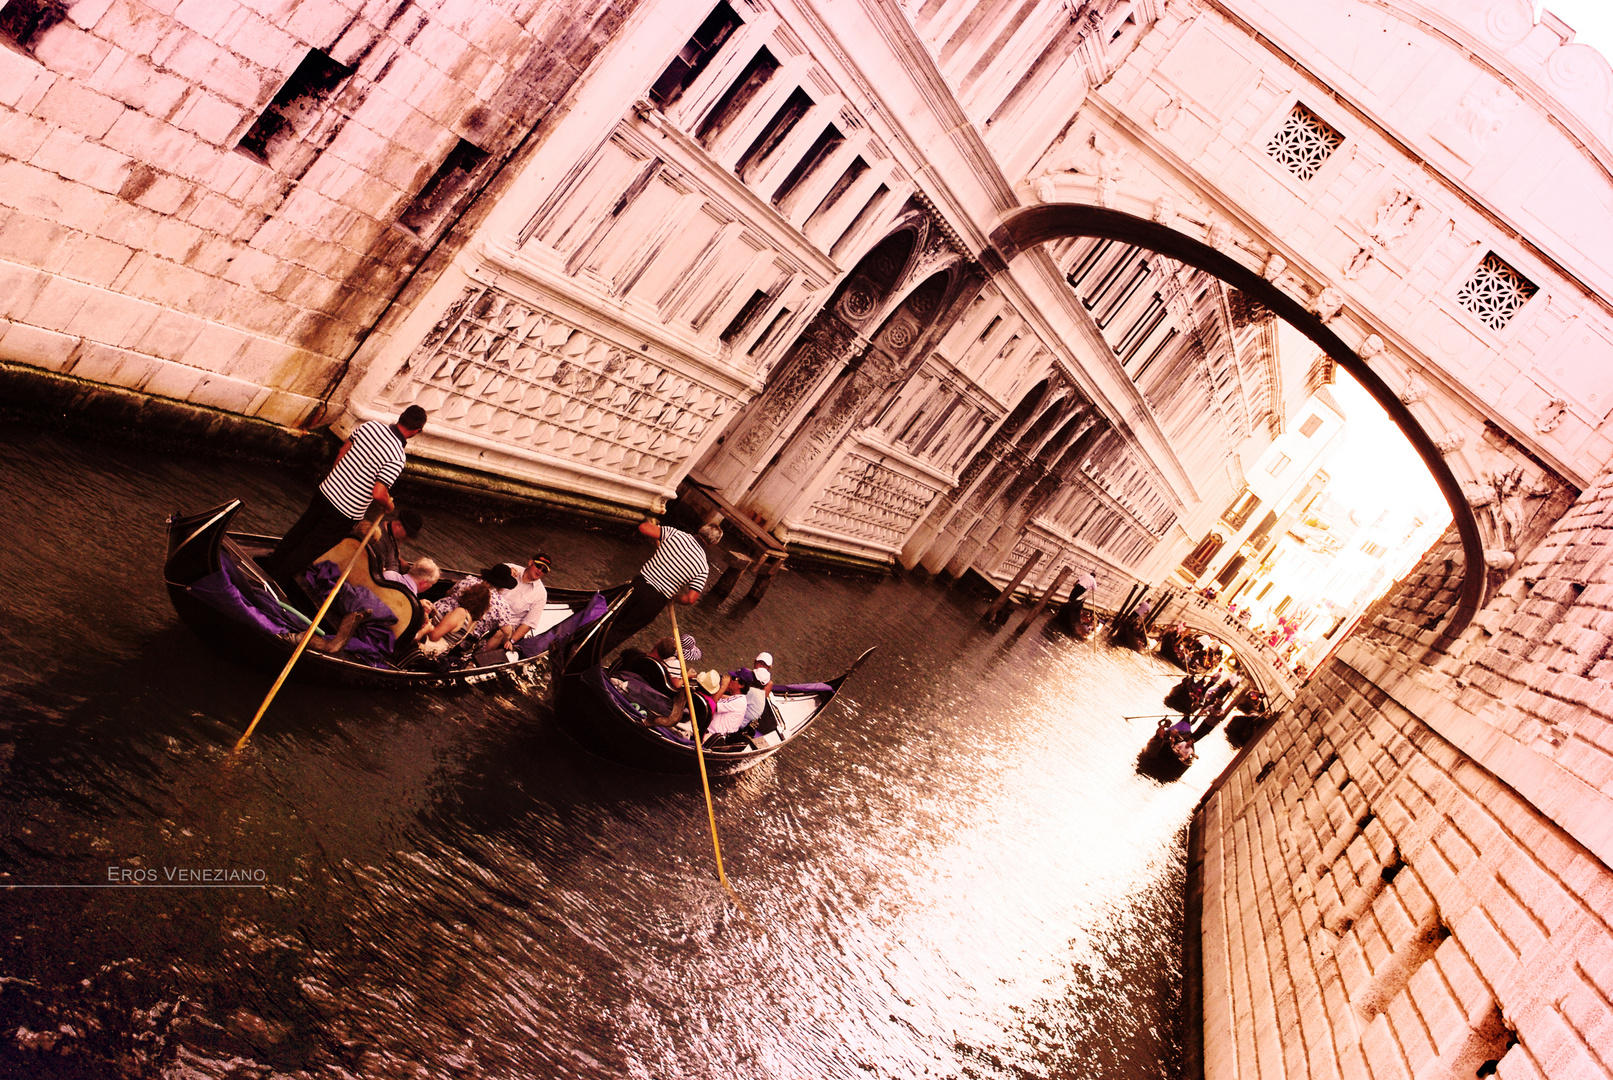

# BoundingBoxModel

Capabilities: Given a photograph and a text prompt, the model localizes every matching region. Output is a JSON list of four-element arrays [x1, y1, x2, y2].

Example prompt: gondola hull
[[1136, 731, 1192, 782], [551, 596, 872, 777], [164, 501, 624, 689]]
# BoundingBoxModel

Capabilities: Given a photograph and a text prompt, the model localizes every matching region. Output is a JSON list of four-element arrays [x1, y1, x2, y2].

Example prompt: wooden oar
[[669, 605, 745, 912], [234, 521, 382, 752]]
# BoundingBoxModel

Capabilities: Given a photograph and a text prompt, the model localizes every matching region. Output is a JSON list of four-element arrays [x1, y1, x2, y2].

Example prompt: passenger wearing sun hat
[[700, 670, 751, 737]]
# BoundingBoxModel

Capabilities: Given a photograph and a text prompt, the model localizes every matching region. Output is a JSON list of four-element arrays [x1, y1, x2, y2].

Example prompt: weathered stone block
[[170, 86, 247, 145], [0, 260, 49, 320], [133, 307, 205, 360], [175, 0, 242, 40], [30, 22, 115, 80], [0, 320, 80, 369], [24, 274, 95, 331], [180, 320, 250, 373], [60, 234, 138, 288], [31, 129, 132, 194], [248, 386, 315, 426], [64, 282, 159, 345], [140, 359, 205, 400], [92, 53, 182, 119], [187, 369, 265, 413], [35, 78, 128, 140], [68, 339, 157, 386], [1358, 1013, 1412, 1080], [0, 108, 56, 162]]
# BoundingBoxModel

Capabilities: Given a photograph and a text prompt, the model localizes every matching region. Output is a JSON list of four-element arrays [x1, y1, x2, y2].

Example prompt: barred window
[[1265, 104, 1343, 181], [1455, 252, 1537, 331]]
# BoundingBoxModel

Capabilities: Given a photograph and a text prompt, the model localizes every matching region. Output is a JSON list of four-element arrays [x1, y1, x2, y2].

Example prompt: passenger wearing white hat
[[741, 655, 775, 724]]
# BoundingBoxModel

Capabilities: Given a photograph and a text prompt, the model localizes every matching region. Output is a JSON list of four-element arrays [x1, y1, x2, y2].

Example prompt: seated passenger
[[726, 662, 774, 725], [434, 564, 517, 641], [700, 671, 751, 741], [494, 554, 551, 652], [383, 555, 440, 596], [652, 635, 701, 689], [416, 583, 491, 657], [748, 650, 775, 715]]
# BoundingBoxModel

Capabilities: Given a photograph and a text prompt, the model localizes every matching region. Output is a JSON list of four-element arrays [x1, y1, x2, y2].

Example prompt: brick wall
[[0, 0, 635, 427], [1198, 465, 1613, 1080]]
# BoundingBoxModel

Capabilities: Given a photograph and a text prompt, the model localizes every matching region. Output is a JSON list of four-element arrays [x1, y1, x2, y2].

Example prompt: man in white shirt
[[1067, 569, 1098, 623], [493, 554, 551, 648]]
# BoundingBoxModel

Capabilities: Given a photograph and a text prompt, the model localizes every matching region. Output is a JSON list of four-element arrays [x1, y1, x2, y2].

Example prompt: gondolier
[[598, 518, 723, 656], [266, 406, 427, 597]]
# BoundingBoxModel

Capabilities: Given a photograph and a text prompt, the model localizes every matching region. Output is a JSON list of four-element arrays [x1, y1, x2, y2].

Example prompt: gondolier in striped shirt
[[599, 518, 724, 656], [266, 405, 427, 597]]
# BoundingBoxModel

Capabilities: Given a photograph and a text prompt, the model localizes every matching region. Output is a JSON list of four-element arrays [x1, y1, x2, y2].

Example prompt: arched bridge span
[[987, 205, 1484, 652]]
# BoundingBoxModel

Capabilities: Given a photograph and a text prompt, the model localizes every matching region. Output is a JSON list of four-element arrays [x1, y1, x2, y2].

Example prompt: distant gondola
[[552, 597, 873, 777], [1054, 600, 1099, 640], [1108, 611, 1150, 652], [164, 500, 624, 689], [1137, 703, 1227, 781]]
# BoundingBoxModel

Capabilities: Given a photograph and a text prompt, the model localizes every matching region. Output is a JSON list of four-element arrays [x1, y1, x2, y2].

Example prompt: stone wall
[[1196, 465, 1613, 1080], [0, 0, 636, 428]]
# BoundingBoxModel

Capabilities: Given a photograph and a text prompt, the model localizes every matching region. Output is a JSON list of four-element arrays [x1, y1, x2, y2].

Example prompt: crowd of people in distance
[[1157, 623, 1225, 673]]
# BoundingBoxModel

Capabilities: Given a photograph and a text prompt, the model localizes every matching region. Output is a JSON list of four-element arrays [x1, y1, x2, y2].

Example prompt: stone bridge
[[1152, 590, 1298, 704]]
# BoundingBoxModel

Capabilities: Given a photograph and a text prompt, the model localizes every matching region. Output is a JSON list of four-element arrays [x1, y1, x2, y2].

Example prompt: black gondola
[[552, 597, 873, 777], [1109, 612, 1150, 652], [1137, 723, 1194, 781], [164, 500, 625, 689]]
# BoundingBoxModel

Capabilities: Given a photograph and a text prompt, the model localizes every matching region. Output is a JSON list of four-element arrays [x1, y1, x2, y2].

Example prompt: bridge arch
[[989, 204, 1485, 647]]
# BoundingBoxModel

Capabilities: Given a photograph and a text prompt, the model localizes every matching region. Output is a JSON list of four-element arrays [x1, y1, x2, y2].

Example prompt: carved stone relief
[[1032, 129, 1127, 205], [1368, 187, 1421, 249], [1434, 430, 1467, 455], [1533, 397, 1568, 433], [1311, 286, 1345, 323], [1155, 94, 1182, 132], [382, 284, 728, 486], [1399, 368, 1430, 405], [1430, 81, 1521, 164]]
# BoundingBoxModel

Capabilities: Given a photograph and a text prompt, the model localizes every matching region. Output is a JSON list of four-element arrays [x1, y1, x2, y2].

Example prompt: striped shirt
[[320, 421, 408, 520], [640, 526, 708, 599]]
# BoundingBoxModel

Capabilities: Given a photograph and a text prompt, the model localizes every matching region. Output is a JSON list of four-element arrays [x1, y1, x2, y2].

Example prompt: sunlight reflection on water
[[0, 429, 1232, 1079]]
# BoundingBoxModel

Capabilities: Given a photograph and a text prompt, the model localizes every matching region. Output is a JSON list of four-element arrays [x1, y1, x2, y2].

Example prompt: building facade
[[5, 1, 1613, 1076]]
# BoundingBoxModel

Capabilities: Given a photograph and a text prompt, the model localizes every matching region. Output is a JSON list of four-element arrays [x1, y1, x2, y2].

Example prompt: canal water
[[0, 428, 1234, 1079]]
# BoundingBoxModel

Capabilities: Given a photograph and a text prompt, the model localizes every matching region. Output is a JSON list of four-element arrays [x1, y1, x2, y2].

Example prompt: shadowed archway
[[988, 204, 1483, 647]]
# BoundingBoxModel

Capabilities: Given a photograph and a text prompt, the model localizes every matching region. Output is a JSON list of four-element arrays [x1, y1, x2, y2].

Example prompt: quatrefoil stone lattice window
[[1265, 104, 1344, 181], [1455, 252, 1538, 331]]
